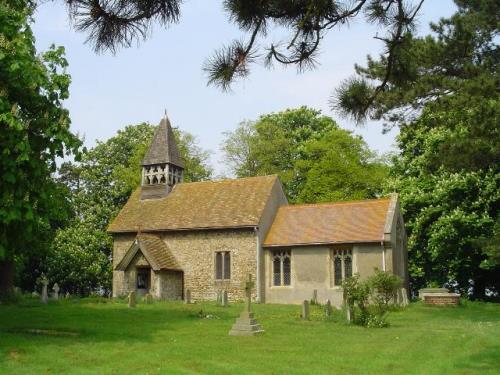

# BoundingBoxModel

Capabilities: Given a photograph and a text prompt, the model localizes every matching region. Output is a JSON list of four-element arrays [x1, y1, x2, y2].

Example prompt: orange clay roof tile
[[263, 197, 391, 247]]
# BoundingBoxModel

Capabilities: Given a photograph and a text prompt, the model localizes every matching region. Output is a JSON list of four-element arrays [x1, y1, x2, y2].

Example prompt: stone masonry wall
[[162, 229, 257, 302], [112, 233, 137, 297]]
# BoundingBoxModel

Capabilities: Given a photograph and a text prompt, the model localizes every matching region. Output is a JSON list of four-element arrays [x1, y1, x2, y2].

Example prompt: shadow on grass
[[0, 299, 238, 345]]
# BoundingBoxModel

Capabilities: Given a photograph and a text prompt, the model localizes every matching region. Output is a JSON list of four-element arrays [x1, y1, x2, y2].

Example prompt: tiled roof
[[108, 175, 279, 233], [115, 233, 181, 271], [142, 117, 184, 168], [263, 197, 391, 247]]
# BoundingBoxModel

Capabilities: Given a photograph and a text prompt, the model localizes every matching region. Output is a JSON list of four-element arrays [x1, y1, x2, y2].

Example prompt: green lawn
[[0, 299, 499, 375]]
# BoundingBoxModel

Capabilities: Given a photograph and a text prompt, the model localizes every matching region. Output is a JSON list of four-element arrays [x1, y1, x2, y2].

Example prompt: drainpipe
[[254, 227, 261, 302]]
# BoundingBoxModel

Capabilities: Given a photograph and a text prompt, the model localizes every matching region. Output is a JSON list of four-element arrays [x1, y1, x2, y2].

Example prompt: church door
[[136, 267, 151, 296]]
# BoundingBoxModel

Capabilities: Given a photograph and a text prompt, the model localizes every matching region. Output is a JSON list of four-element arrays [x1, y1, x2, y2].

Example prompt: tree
[[221, 107, 388, 202], [62, 0, 425, 93], [49, 123, 212, 295], [336, 0, 499, 298], [334, 0, 499, 127], [0, 0, 81, 295]]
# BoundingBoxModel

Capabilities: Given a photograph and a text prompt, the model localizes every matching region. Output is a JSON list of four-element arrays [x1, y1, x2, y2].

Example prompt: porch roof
[[115, 234, 181, 271]]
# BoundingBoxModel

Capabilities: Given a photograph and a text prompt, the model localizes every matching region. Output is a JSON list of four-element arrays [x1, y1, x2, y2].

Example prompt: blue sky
[[32, 1, 457, 176]]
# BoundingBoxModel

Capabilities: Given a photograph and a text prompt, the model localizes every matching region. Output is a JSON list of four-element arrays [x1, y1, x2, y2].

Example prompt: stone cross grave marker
[[244, 274, 254, 312], [324, 299, 333, 317], [128, 291, 136, 308], [52, 283, 60, 300], [301, 300, 310, 320], [221, 290, 228, 307], [229, 274, 264, 336], [40, 277, 49, 304], [184, 289, 191, 304]]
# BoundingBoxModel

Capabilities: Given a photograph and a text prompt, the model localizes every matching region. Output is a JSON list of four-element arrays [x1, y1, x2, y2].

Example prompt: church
[[108, 117, 408, 306]]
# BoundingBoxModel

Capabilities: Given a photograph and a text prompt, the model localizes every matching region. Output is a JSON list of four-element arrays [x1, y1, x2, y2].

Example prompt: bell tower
[[140, 116, 184, 200]]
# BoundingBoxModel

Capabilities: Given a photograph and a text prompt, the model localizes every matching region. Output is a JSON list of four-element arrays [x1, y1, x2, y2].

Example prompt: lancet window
[[333, 249, 353, 286]]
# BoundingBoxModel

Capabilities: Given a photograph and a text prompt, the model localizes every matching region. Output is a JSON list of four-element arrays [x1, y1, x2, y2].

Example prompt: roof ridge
[[176, 174, 278, 186], [281, 197, 391, 209]]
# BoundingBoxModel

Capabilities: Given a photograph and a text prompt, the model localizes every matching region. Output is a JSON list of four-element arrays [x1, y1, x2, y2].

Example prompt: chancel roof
[[263, 197, 392, 247], [108, 175, 279, 233], [142, 117, 184, 168]]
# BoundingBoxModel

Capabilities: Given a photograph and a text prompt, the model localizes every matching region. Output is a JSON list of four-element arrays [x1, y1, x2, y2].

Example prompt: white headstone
[[302, 300, 310, 320], [41, 277, 49, 304], [52, 283, 60, 300]]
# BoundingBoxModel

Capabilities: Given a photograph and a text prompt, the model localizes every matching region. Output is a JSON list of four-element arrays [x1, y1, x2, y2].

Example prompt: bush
[[368, 269, 403, 311], [342, 270, 403, 327]]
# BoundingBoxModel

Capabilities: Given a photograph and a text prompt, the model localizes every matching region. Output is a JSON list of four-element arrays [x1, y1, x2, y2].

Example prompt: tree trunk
[[0, 260, 14, 295]]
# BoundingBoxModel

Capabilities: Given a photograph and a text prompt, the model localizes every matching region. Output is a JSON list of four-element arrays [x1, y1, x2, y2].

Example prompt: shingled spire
[[140, 116, 184, 200], [141, 117, 184, 168]]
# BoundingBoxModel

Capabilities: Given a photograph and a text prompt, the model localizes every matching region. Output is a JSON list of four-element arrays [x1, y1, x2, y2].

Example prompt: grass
[[0, 298, 499, 375]]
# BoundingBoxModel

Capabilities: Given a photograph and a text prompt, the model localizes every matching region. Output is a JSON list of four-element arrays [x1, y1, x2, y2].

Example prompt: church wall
[[264, 243, 385, 307], [112, 233, 137, 298], [157, 270, 183, 300], [161, 229, 257, 302], [257, 178, 288, 303]]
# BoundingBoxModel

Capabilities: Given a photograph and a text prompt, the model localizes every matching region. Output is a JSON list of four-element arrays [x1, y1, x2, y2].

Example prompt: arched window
[[272, 250, 291, 286], [333, 249, 353, 286]]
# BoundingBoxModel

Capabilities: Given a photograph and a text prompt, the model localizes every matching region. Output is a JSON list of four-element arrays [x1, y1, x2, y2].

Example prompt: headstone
[[144, 293, 153, 304], [301, 300, 310, 320], [40, 277, 49, 304], [65, 292, 71, 299], [184, 289, 191, 304], [216, 290, 222, 305], [401, 288, 408, 306], [221, 290, 228, 307], [52, 283, 60, 300], [324, 299, 333, 317], [229, 274, 264, 336], [312, 289, 318, 305], [128, 291, 136, 308], [32, 291, 39, 298]]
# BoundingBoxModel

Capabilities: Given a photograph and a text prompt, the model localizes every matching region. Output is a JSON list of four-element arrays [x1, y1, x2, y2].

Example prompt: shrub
[[368, 269, 403, 311]]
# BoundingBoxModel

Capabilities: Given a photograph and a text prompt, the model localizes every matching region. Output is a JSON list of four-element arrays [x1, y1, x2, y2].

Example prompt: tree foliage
[[0, 0, 81, 293], [49, 123, 212, 295], [61, 0, 425, 93], [222, 107, 388, 203], [334, 0, 499, 127]]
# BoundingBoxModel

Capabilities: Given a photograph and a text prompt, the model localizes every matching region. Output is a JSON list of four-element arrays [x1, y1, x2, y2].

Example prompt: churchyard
[[0, 298, 499, 375]]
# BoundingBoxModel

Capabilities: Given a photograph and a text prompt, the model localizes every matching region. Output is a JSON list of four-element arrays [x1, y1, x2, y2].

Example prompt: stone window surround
[[214, 251, 231, 281], [271, 249, 292, 288], [330, 248, 354, 288]]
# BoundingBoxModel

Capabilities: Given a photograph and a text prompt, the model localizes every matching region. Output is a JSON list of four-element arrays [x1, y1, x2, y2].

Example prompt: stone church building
[[108, 118, 408, 306]]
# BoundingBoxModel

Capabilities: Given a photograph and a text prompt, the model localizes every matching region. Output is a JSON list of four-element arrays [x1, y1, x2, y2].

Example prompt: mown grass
[[0, 298, 499, 374]]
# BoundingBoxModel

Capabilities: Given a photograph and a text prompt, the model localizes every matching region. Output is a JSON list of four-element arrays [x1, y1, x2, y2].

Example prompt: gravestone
[[229, 274, 264, 336], [52, 283, 60, 300], [401, 288, 408, 306], [144, 293, 153, 304], [221, 290, 228, 307], [216, 290, 222, 306], [40, 277, 49, 304], [312, 289, 318, 305], [184, 289, 191, 304], [65, 292, 71, 299], [324, 299, 333, 317], [128, 291, 136, 308], [301, 300, 310, 320]]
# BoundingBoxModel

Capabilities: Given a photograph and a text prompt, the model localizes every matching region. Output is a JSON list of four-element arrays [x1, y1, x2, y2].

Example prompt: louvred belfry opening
[[140, 116, 184, 200]]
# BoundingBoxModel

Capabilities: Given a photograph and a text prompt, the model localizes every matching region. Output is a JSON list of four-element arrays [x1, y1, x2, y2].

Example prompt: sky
[[32, 0, 457, 176]]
